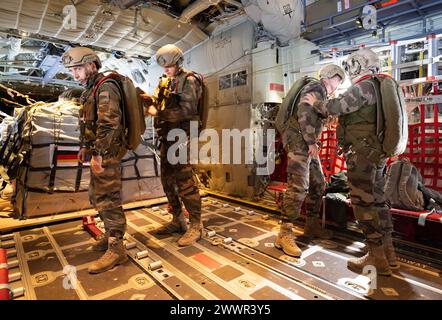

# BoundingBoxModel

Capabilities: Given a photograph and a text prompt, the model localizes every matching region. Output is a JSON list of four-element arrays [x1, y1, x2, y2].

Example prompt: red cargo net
[[399, 86, 442, 192], [319, 125, 346, 182]]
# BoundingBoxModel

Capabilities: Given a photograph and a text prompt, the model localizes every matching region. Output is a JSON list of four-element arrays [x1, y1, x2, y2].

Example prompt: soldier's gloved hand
[[77, 148, 87, 164], [308, 144, 320, 158], [301, 93, 318, 106], [91, 155, 104, 174]]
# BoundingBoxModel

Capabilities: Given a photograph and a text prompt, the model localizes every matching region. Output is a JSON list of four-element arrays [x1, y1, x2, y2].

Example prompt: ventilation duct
[[179, 0, 223, 23], [242, 0, 304, 45]]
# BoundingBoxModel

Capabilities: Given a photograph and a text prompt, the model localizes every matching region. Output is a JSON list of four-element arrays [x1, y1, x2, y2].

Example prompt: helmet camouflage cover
[[62, 47, 102, 69], [343, 48, 380, 78], [319, 64, 346, 82]]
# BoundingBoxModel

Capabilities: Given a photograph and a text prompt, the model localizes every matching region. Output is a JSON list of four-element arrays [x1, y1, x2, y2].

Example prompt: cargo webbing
[[22, 142, 160, 192], [399, 86, 441, 192], [319, 126, 347, 182]]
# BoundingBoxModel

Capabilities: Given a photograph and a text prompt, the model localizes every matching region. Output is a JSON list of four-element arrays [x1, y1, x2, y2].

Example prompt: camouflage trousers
[[281, 152, 326, 222], [89, 157, 126, 236], [346, 152, 392, 245], [160, 140, 201, 223]]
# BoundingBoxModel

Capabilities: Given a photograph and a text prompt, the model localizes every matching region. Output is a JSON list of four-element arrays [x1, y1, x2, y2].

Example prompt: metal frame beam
[[411, 0, 425, 17], [427, 34, 439, 77], [312, 9, 442, 45], [306, 0, 442, 44], [390, 40, 402, 80], [0, 74, 79, 87]]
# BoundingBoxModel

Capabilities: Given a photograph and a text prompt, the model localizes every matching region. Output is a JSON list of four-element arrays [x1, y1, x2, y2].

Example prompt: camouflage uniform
[[80, 72, 127, 237], [282, 80, 327, 223], [152, 68, 202, 225], [314, 79, 390, 246]]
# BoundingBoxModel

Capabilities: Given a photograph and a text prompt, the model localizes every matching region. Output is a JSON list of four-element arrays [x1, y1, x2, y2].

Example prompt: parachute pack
[[93, 72, 146, 150], [275, 76, 316, 137], [175, 70, 209, 131], [356, 74, 408, 157]]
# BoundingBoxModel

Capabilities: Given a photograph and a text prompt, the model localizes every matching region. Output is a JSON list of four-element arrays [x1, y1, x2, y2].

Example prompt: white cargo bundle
[[8, 99, 163, 219], [0, 112, 16, 145]]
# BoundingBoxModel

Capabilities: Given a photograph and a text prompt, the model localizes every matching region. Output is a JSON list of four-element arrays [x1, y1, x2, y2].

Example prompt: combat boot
[[155, 212, 188, 235], [303, 216, 333, 240], [347, 242, 392, 276], [92, 231, 109, 252], [88, 237, 128, 274], [177, 223, 202, 247], [275, 223, 302, 257], [383, 232, 399, 269]]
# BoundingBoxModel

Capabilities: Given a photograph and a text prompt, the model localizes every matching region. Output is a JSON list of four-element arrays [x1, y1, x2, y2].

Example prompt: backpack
[[93, 72, 146, 150], [385, 159, 426, 211], [275, 76, 316, 136], [176, 70, 209, 131], [356, 74, 408, 157]]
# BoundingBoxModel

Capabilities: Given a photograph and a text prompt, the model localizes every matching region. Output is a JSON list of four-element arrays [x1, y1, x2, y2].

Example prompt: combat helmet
[[319, 64, 346, 82], [343, 48, 380, 78], [156, 44, 184, 67], [62, 47, 102, 69]]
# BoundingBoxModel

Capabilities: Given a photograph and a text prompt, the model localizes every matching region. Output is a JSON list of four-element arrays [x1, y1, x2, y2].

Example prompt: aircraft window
[[219, 74, 232, 90], [232, 70, 247, 87]]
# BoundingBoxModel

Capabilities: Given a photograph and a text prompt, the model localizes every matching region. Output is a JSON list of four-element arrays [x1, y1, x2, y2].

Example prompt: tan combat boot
[[275, 223, 302, 257], [177, 223, 202, 247], [347, 242, 392, 276], [155, 212, 188, 235], [88, 237, 128, 274], [92, 231, 109, 252], [303, 216, 333, 240], [383, 232, 399, 270]]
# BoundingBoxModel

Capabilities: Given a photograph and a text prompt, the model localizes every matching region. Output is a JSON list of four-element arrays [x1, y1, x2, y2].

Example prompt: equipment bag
[[385, 159, 426, 211]]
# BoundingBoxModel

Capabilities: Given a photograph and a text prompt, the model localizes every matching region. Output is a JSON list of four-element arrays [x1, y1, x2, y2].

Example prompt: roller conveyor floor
[[2, 197, 442, 300]]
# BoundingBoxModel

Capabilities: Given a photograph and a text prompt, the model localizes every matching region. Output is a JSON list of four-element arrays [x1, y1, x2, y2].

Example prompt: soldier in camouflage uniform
[[62, 47, 128, 274], [276, 65, 345, 257], [302, 48, 398, 276], [144, 44, 203, 247]]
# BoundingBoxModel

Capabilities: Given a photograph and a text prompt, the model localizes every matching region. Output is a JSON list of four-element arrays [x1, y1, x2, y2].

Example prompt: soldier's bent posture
[[302, 48, 399, 276], [276, 65, 345, 257], [144, 44, 203, 247], [62, 47, 128, 274]]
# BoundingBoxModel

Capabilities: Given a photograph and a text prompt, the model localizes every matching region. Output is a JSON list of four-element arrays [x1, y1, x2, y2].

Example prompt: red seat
[[390, 208, 442, 223]]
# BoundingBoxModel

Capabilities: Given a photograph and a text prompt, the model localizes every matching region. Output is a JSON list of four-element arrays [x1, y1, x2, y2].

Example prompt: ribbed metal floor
[[3, 197, 442, 300]]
